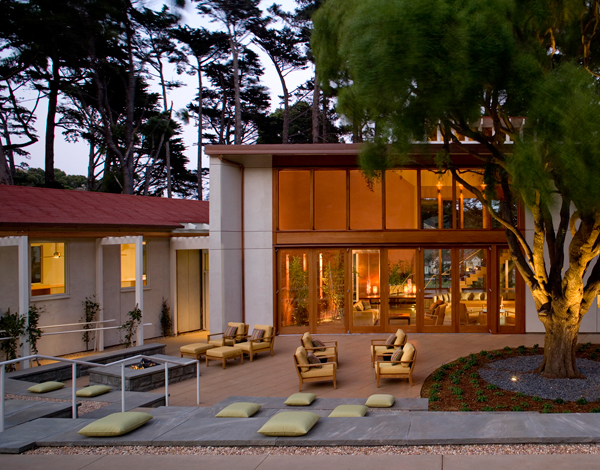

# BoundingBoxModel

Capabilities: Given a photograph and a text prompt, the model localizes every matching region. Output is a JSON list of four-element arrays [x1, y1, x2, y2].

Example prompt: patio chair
[[370, 328, 407, 367], [375, 342, 417, 387], [458, 303, 481, 325], [208, 322, 249, 347], [237, 324, 276, 361], [294, 346, 337, 392], [300, 332, 338, 363], [424, 304, 446, 326]]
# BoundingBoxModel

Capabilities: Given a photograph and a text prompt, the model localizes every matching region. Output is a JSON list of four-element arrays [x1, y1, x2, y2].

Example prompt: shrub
[[429, 393, 440, 402], [532, 396, 543, 402], [481, 406, 494, 411], [119, 304, 142, 348], [517, 346, 526, 354], [159, 298, 173, 337], [476, 390, 484, 396], [542, 404, 554, 413], [591, 407, 600, 413], [503, 346, 512, 351], [458, 357, 467, 363], [516, 392, 525, 397], [476, 395, 488, 403], [554, 398, 566, 404], [495, 404, 508, 410], [494, 391, 505, 396], [512, 406, 523, 412], [485, 384, 498, 390], [479, 350, 488, 356], [470, 373, 479, 378], [521, 402, 530, 408], [450, 387, 464, 396], [591, 352, 598, 360], [81, 297, 100, 351], [459, 403, 471, 411], [0, 308, 25, 371], [431, 383, 442, 391], [433, 371, 445, 382], [450, 375, 461, 384], [576, 398, 589, 405]]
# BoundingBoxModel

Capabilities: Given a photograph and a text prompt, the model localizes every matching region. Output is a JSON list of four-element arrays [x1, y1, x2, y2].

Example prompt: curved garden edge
[[420, 343, 600, 413]]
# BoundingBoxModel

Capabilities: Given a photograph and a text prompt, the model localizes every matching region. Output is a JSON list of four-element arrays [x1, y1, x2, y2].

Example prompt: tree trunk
[[0, 142, 13, 185], [197, 57, 204, 200], [231, 38, 241, 145], [45, 58, 60, 187], [322, 95, 328, 142], [87, 139, 96, 191], [536, 305, 583, 378], [312, 73, 320, 143]]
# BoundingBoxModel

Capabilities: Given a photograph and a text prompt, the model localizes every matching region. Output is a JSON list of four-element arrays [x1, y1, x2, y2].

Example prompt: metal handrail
[[0, 353, 200, 433], [40, 319, 116, 329], [41, 322, 152, 337]]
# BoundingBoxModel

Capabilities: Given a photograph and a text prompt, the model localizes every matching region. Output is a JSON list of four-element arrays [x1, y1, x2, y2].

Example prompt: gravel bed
[[5, 394, 109, 415], [24, 444, 600, 456], [479, 356, 600, 401]]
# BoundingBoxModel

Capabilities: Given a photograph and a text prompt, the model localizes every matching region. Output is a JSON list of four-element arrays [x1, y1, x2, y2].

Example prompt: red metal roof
[[0, 185, 209, 229]]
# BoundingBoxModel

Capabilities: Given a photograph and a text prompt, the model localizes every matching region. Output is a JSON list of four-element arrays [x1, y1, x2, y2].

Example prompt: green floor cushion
[[78, 412, 153, 437], [284, 392, 317, 406], [328, 405, 368, 417], [76, 385, 112, 398], [365, 394, 395, 408], [257, 411, 320, 436], [216, 402, 262, 418], [27, 381, 64, 393]]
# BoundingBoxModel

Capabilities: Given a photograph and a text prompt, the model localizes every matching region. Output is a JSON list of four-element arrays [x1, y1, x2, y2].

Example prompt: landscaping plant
[[120, 304, 142, 348], [81, 296, 100, 351], [159, 298, 173, 337]]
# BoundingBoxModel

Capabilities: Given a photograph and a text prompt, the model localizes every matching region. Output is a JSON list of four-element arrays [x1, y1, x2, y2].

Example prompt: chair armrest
[[370, 339, 390, 345], [207, 332, 225, 340], [321, 340, 338, 347]]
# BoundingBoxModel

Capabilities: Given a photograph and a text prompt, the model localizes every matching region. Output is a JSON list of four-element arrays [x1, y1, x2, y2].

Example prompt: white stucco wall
[[0, 237, 172, 357], [208, 155, 274, 334]]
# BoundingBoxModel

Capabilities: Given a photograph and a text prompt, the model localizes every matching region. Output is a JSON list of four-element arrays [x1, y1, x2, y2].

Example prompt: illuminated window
[[386, 170, 418, 229], [121, 242, 147, 288], [30, 242, 66, 297], [350, 170, 382, 229], [278, 170, 311, 230], [315, 170, 346, 229]]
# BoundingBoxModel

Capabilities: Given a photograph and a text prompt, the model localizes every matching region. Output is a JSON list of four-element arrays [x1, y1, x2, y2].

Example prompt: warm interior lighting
[[373, 285, 378, 295], [412, 285, 417, 294], [366, 279, 371, 294], [53, 243, 61, 259]]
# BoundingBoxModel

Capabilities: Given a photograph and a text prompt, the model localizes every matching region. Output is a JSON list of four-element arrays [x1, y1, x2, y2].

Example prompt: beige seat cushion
[[365, 394, 395, 408], [238, 342, 271, 352], [209, 338, 235, 347], [284, 393, 317, 406], [206, 346, 242, 358], [180, 343, 215, 355], [328, 405, 368, 417], [301, 332, 313, 349], [78, 412, 152, 437], [378, 362, 411, 373], [228, 322, 247, 342], [295, 346, 309, 372], [401, 342, 415, 363], [313, 347, 336, 357], [257, 412, 320, 436], [394, 329, 406, 346], [373, 345, 393, 355], [301, 363, 335, 378], [254, 324, 273, 340]]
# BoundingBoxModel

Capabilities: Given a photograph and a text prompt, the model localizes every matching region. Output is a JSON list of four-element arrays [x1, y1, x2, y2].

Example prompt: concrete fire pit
[[88, 354, 198, 392]]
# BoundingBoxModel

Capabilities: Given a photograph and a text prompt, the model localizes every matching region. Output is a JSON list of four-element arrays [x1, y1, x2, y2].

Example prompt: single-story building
[[0, 185, 209, 359]]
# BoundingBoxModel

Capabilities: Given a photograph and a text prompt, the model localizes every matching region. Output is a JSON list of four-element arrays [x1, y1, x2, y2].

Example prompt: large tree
[[313, 0, 600, 378]]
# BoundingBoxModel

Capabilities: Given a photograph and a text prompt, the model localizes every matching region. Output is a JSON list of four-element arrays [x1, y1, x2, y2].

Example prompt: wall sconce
[[437, 181, 442, 192], [373, 285, 378, 295], [53, 243, 61, 259]]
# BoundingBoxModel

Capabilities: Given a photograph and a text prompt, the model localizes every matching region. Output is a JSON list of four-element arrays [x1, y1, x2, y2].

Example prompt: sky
[[15, 0, 312, 176]]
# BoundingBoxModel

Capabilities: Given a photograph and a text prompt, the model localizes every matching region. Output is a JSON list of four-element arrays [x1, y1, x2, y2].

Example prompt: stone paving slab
[[81, 394, 165, 419], [5, 400, 76, 428], [152, 417, 278, 446], [526, 413, 600, 443], [0, 418, 82, 453]]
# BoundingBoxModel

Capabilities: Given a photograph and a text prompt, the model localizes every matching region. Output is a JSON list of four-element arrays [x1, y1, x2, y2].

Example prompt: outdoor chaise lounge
[[236, 324, 276, 361], [375, 342, 417, 387], [301, 332, 338, 363], [294, 346, 337, 392], [208, 322, 248, 347], [370, 328, 407, 367]]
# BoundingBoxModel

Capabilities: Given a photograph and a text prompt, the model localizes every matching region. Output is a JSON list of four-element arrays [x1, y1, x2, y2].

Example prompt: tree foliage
[[313, 0, 600, 378]]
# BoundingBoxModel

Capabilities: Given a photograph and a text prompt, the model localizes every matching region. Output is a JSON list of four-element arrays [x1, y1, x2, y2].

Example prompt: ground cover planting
[[421, 344, 600, 412]]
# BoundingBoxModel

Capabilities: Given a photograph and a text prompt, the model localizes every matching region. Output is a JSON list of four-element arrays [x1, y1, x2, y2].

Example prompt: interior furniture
[[294, 346, 337, 392], [301, 332, 338, 363], [458, 303, 483, 325], [180, 343, 215, 361], [370, 328, 407, 367], [352, 300, 380, 326], [208, 322, 248, 347], [205, 346, 244, 369], [236, 324, 275, 361], [375, 342, 417, 387], [424, 304, 446, 326]]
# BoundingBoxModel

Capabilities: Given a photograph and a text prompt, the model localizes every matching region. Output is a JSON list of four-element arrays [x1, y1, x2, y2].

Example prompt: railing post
[[121, 363, 125, 413], [196, 360, 200, 405], [164, 362, 169, 407], [1, 366, 5, 432], [72, 363, 77, 419]]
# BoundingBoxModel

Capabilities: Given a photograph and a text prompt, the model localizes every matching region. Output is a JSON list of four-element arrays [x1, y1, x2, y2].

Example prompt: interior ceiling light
[[53, 243, 61, 259]]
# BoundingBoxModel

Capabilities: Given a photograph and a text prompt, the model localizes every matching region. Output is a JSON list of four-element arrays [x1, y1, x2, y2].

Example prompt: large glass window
[[278, 249, 310, 328], [423, 249, 453, 328], [499, 248, 516, 327], [457, 171, 485, 228], [386, 170, 418, 229], [388, 249, 416, 329], [315, 170, 346, 230], [351, 249, 380, 326], [121, 242, 147, 288], [420, 171, 453, 229], [279, 170, 311, 230], [350, 171, 382, 230], [458, 248, 487, 327], [317, 249, 345, 327], [30, 242, 66, 296]]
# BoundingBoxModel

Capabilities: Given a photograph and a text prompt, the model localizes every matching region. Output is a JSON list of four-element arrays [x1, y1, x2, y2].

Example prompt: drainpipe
[[218, 156, 245, 323]]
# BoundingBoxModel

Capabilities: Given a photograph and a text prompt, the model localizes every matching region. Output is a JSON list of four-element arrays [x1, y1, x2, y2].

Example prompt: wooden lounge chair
[[294, 346, 337, 392], [300, 332, 338, 363], [237, 324, 275, 361], [375, 342, 417, 387], [208, 322, 249, 347], [370, 328, 407, 367]]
